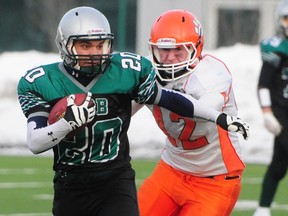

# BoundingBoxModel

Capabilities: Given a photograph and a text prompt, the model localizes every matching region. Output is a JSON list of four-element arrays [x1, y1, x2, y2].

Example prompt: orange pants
[[138, 160, 242, 216]]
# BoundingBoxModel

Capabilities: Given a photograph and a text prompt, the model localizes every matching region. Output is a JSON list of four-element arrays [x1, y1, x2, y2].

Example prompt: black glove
[[216, 113, 249, 140], [63, 92, 96, 130]]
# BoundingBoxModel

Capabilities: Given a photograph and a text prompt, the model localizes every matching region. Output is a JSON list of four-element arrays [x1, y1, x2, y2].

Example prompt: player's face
[[73, 40, 106, 66], [157, 45, 189, 64], [281, 15, 288, 28]]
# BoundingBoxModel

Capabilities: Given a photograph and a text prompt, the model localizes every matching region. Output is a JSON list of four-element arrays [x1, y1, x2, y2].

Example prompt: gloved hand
[[263, 111, 282, 136], [64, 92, 96, 130], [216, 113, 249, 140]]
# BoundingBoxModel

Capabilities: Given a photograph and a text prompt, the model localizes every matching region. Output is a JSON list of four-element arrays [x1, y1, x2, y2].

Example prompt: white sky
[[0, 44, 274, 164]]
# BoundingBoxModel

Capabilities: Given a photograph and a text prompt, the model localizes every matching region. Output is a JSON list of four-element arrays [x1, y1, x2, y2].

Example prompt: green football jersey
[[17, 52, 156, 171]]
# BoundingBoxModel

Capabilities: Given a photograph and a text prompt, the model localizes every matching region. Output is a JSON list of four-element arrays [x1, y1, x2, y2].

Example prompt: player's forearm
[[27, 118, 70, 154], [155, 88, 220, 122]]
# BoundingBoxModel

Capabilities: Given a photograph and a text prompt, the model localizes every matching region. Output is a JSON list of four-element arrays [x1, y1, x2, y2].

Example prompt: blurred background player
[[17, 6, 248, 216], [132, 10, 248, 216], [253, 0, 288, 215]]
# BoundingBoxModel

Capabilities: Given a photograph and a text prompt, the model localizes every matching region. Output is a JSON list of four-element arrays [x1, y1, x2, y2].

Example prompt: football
[[48, 93, 89, 125]]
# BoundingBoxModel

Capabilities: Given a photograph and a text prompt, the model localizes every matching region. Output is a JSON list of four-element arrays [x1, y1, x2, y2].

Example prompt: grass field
[[0, 156, 287, 216]]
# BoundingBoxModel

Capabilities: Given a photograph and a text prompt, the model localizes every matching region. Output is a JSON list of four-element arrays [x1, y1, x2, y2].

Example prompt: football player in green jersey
[[17, 6, 249, 216], [254, 1, 288, 216]]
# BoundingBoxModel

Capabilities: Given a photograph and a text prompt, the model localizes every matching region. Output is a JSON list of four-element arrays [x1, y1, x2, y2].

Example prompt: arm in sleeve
[[133, 70, 249, 139], [151, 87, 221, 122], [257, 61, 274, 109], [27, 116, 71, 154], [152, 87, 249, 140]]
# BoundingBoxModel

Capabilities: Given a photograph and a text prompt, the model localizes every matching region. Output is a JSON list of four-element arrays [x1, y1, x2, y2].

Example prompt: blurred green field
[[0, 156, 287, 215]]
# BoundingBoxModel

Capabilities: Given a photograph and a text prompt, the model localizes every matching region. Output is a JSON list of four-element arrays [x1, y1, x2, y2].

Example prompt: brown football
[[48, 93, 88, 125]]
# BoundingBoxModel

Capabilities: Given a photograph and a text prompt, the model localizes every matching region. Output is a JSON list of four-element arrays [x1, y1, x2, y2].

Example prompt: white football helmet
[[276, 0, 288, 37], [55, 6, 114, 75]]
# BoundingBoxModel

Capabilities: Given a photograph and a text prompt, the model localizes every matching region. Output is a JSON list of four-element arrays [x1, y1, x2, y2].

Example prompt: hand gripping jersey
[[17, 52, 157, 171], [150, 54, 245, 177], [259, 36, 288, 108]]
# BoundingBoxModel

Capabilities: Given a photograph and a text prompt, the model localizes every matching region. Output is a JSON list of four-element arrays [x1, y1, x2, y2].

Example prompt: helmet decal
[[193, 19, 203, 37]]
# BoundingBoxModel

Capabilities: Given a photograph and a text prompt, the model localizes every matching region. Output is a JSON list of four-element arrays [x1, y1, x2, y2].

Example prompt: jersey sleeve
[[132, 56, 158, 104], [17, 71, 51, 118]]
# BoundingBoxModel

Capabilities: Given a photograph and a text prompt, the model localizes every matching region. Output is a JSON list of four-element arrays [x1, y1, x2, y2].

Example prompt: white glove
[[263, 111, 282, 136], [216, 113, 249, 140], [64, 92, 96, 130]]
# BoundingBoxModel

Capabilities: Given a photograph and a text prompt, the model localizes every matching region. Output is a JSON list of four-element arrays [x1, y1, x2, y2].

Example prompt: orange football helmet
[[149, 10, 204, 82]]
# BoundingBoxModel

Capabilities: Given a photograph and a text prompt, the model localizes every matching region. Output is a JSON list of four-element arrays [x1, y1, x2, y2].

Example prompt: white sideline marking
[[235, 200, 259, 210], [33, 194, 53, 200], [242, 177, 262, 184], [235, 200, 288, 211], [0, 182, 51, 189], [0, 214, 50, 216], [0, 168, 37, 175]]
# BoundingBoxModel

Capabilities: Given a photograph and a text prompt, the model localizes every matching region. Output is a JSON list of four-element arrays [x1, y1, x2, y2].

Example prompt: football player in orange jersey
[[132, 10, 247, 216]]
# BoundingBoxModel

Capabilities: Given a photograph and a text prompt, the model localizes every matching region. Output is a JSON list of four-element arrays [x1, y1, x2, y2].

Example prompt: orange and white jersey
[[149, 54, 245, 177]]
